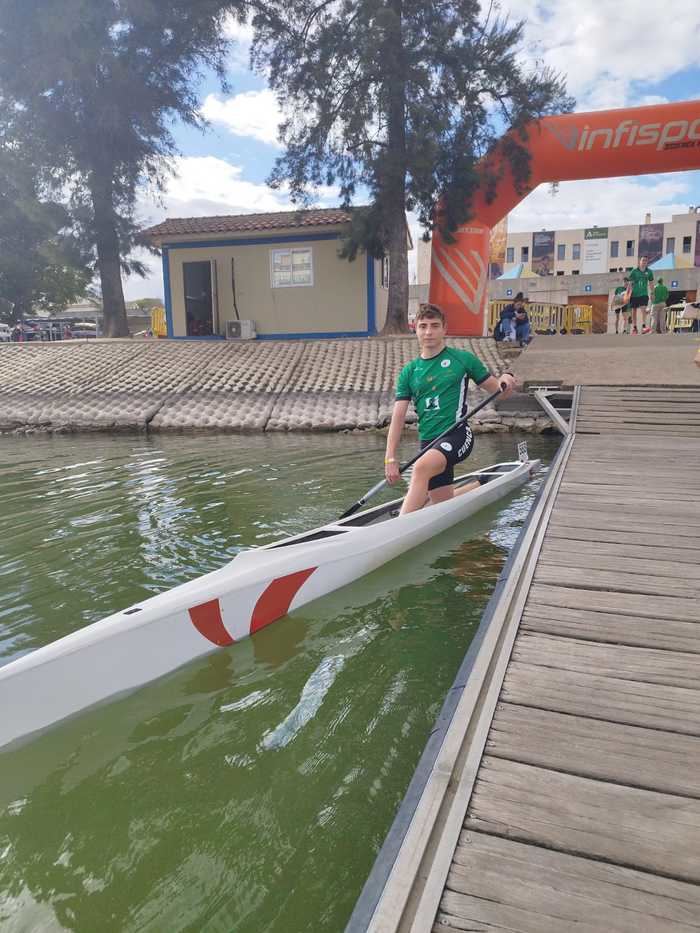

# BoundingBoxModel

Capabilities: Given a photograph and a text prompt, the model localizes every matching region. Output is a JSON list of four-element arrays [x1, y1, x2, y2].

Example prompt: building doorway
[[183, 261, 217, 336]]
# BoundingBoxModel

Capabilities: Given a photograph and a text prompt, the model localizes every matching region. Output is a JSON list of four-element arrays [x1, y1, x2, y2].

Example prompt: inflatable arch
[[429, 99, 700, 334]]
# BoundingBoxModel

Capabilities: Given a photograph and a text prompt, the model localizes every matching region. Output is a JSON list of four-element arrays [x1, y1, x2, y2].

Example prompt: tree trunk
[[88, 172, 129, 338], [380, 0, 409, 336]]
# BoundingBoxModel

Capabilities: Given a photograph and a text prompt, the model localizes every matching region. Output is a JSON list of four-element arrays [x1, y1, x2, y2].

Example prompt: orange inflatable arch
[[429, 100, 700, 334]]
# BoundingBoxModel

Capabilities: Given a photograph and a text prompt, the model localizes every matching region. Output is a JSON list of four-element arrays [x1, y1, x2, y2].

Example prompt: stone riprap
[[0, 338, 553, 434]]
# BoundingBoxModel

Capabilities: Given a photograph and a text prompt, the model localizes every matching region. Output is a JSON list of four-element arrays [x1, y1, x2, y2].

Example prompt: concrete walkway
[[511, 333, 700, 388]]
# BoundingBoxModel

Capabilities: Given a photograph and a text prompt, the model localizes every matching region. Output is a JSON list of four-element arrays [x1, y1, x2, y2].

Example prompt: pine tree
[[0, 0, 239, 335], [0, 116, 91, 321], [252, 0, 572, 333]]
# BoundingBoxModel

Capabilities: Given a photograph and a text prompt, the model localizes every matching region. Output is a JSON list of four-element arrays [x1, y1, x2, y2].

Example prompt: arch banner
[[430, 100, 700, 334]]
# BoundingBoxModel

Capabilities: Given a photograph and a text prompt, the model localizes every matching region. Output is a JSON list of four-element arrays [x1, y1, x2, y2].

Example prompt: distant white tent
[[649, 253, 675, 270]]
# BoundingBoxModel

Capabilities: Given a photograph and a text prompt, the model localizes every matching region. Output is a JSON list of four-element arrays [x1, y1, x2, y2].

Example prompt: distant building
[[142, 208, 394, 339], [503, 207, 700, 277]]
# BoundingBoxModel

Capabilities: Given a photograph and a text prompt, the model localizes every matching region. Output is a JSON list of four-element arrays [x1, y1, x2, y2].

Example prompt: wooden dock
[[348, 386, 700, 933]]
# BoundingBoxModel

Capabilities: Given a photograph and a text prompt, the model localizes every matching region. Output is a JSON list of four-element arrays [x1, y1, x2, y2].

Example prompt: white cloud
[[222, 15, 255, 72], [508, 174, 694, 233], [505, 0, 700, 110], [201, 90, 282, 146]]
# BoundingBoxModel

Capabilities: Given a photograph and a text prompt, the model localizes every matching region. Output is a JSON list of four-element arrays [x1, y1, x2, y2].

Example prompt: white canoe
[[0, 455, 540, 750]]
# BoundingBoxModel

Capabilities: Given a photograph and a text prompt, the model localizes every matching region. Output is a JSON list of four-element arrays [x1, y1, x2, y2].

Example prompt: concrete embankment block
[[0, 336, 542, 434]]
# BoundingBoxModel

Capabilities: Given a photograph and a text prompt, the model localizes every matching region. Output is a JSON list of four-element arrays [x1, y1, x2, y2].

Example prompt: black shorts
[[420, 424, 475, 491], [629, 295, 649, 309]]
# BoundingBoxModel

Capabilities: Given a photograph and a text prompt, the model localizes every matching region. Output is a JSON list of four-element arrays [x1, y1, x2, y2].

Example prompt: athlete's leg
[[400, 449, 447, 515]]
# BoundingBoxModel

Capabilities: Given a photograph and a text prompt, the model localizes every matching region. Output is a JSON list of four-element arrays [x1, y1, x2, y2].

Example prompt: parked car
[[70, 321, 98, 338], [0, 323, 11, 342]]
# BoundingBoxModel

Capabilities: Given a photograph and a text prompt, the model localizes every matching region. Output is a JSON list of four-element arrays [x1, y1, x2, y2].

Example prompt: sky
[[127, 3, 700, 299]]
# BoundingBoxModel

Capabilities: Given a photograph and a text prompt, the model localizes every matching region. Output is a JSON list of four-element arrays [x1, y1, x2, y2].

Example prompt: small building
[[142, 208, 391, 339]]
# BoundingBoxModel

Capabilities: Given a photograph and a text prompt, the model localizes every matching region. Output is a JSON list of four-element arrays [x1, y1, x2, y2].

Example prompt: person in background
[[611, 277, 630, 334], [498, 292, 525, 342], [628, 256, 653, 335], [514, 300, 531, 346], [649, 277, 669, 334]]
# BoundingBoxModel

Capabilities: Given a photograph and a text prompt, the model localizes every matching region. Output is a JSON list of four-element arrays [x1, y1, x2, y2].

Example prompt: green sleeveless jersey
[[395, 346, 490, 441]]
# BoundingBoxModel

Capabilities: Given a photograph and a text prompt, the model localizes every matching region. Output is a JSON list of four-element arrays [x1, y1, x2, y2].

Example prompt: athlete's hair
[[415, 303, 445, 325]]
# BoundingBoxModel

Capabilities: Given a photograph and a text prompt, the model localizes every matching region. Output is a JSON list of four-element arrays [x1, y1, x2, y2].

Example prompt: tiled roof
[[142, 207, 353, 239]]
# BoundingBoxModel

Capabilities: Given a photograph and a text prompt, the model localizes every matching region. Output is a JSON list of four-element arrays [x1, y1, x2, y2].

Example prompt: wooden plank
[[577, 426, 700, 437], [528, 582, 700, 623], [554, 495, 700, 518], [512, 631, 700, 690], [558, 483, 699, 502], [534, 563, 699, 599], [465, 757, 700, 883], [521, 603, 700, 653], [539, 549, 698, 582], [435, 832, 700, 933], [487, 704, 700, 797], [540, 537, 700, 566], [551, 508, 700, 538], [576, 417, 700, 426], [503, 661, 700, 735], [547, 522, 700, 550]]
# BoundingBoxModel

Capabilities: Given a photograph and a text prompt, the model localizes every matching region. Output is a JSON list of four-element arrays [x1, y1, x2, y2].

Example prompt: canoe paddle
[[338, 386, 505, 520]]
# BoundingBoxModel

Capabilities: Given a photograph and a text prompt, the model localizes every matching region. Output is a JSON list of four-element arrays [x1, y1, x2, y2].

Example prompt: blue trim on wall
[[161, 232, 340, 250], [257, 330, 370, 340], [162, 248, 174, 338], [366, 253, 377, 334], [169, 335, 226, 341]]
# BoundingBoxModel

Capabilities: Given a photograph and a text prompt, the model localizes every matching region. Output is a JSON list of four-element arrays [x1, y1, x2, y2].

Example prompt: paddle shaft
[[338, 387, 504, 520]]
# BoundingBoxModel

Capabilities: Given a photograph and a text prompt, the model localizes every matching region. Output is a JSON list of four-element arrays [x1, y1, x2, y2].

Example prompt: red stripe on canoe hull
[[188, 599, 234, 647], [250, 568, 317, 635]]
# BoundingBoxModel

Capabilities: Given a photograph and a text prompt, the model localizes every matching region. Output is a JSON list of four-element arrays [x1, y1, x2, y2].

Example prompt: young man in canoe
[[384, 303, 516, 515]]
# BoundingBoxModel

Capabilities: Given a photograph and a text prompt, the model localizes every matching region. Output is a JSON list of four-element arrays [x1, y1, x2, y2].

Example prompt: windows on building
[[683, 235, 692, 254], [556, 270, 565, 276], [610, 241, 619, 257], [666, 237, 675, 255], [506, 247, 514, 263], [626, 240, 635, 257], [571, 270, 579, 275], [520, 246, 529, 262], [572, 243, 581, 260], [270, 247, 313, 287], [557, 244, 566, 260]]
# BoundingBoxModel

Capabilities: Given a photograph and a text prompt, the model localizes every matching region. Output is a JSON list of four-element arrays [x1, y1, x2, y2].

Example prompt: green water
[[0, 431, 558, 933]]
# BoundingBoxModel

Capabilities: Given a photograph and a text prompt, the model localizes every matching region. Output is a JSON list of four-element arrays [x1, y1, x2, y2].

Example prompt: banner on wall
[[638, 223, 664, 264], [695, 221, 700, 267], [532, 230, 555, 275], [581, 227, 609, 274], [488, 217, 508, 278]]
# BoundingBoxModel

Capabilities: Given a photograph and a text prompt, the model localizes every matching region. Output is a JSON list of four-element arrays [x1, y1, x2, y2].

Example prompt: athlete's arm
[[385, 399, 410, 484]]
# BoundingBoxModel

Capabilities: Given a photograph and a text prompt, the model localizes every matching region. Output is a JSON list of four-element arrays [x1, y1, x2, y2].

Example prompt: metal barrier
[[490, 300, 593, 334], [150, 307, 167, 337]]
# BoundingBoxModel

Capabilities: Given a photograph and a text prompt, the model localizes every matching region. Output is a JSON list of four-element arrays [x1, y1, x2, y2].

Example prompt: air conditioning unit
[[226, 319, 257, 340]]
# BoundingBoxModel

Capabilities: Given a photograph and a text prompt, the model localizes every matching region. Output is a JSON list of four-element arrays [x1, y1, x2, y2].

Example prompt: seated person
[[498, 292, 526, 341], [515, 302, 531, 346]]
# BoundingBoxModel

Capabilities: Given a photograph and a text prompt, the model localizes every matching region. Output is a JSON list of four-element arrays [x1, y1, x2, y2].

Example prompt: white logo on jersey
[[441, 359, 451, 367], [440, 442, 452, 452], [425, 396, 440, 410]]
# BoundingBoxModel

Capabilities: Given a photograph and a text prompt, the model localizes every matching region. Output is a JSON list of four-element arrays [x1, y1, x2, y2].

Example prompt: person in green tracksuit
[[384, 303, 516, 515], [650, 278, 670, 334], [628, 257, 654, 334]]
